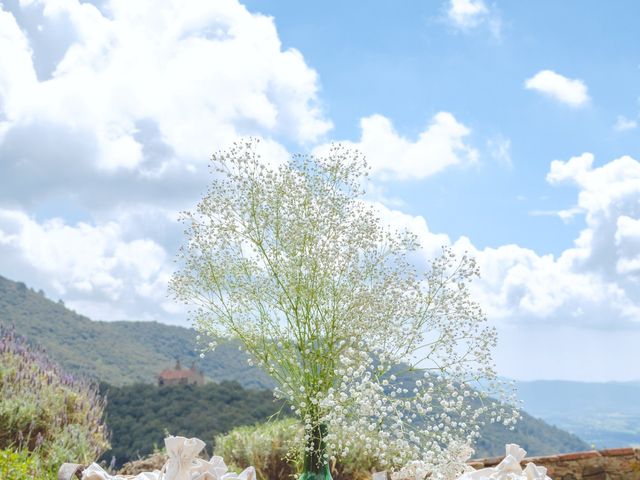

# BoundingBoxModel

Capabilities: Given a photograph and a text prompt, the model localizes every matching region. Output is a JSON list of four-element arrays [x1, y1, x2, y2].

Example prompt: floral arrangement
[[171, 140, 519, 479]]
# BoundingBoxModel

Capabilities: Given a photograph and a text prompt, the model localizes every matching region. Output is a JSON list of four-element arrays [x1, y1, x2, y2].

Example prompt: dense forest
[[101, 381, 283, 466]]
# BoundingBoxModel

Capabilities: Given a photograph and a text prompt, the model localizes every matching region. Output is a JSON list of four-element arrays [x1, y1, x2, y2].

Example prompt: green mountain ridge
[[0, 274, 588, 457], [0, 275, 271, 388]]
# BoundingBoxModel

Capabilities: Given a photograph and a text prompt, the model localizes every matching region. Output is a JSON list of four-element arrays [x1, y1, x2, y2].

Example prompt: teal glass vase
[[299, 423, 333, 480]]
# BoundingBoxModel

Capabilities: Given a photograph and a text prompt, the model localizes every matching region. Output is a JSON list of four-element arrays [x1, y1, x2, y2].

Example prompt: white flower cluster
[[313, 341, 518, 469], [172, 140, 520, 474]]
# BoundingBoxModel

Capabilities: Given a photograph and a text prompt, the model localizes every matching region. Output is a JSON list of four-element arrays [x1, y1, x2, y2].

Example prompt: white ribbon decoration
[[162, 436, 207, 480], [191, 455, 256, 480], [81, 436, 255, 480], [375, 444, 552, 480], [82, 439, 544, 480], [459, 444, 550, 480]]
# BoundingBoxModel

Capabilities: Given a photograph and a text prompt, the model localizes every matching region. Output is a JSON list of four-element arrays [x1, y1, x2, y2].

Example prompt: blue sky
[[0, 0, 639, 381], [244, 0, 640, 254]]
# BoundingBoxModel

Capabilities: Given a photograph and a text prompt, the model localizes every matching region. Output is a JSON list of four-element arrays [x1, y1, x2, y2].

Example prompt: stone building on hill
[[158, 359, 205, 386]]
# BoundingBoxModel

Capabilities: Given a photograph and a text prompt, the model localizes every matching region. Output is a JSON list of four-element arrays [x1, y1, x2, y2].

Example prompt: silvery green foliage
[[0, 328, 109, 475], [171, 139, 519, 474]]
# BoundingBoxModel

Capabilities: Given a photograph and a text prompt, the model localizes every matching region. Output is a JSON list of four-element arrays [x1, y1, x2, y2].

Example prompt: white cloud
[[446, 0, 501, 37], [614, 115, 638, 132], [546, 151, 594, 185], [616, 216, 640, 275], [524, 70, 589, 107], [370, 202, 451, 261], [0, 0, 332, 321], [487, 135, 512, 168], [529, 206, 582, 222], [355, 149, 640, 380], [472, 153, 640, 328], [316, 112, 478, 181], [0, 208, 178, 321], [0, 0, 331, 204], [448, 0, 488, 28], [364, 153, 640, 380], [365, 152, 640, 331]]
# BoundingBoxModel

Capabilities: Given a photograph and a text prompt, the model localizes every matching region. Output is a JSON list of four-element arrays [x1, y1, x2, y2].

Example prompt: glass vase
[[299, 423, 333, 480]]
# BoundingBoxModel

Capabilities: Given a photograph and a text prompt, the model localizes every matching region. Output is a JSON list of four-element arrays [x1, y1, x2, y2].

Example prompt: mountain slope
[[0, 274, 588, 456], [0, 275, 271, 388], [102, 381, 282, 465]]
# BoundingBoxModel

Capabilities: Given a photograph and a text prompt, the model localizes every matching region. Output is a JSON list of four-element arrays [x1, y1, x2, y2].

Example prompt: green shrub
[[0, 328, 109, 478], [215, 419, 302, 480], [215, 420, 386, 480], [0, 448, 37, 480]]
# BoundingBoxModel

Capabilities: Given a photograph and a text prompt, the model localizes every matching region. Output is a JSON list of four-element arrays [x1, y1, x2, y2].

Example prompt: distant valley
[[516, 380, 640, 449]]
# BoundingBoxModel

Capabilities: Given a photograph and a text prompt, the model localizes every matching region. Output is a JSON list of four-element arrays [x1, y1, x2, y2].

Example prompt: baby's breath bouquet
[[171, 139, 518, 480]]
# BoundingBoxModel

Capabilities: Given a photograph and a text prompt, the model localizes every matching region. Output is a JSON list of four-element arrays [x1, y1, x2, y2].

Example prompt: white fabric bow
[[460, 444, 551, 480], [376, 443, 552, 480], [81, 463, 160, 480], [161, 436, 207, 480], [191, 455, 256, 480], [80, 436, 255, 480]]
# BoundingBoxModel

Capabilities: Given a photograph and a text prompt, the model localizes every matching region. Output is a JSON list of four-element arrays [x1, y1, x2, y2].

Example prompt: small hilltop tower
[[158, 358, 205, 387]]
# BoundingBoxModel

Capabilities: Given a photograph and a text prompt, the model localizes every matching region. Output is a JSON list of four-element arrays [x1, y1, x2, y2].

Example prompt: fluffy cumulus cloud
[[0, 0, 332, 321], [448, 0, 487, 26], [370, 153, 640, 380], [369, 149, 640, 331], [370, 202, 451, 261], [0, 0, 331, 208], [446, 0, 501, 37], [466, 153, 640, 330], [316, 112, 479, 181], [524, 70, 589, 107], [0, 208, 178, 321]]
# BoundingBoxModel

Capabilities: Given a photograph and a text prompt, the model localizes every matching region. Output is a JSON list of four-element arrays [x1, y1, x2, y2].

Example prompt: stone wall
[[469, 448, 640, 480], [118, 448, 640, 479]]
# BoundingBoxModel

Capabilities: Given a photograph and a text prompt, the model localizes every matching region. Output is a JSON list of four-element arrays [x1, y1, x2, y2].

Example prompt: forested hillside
[[0, 275, 272, 388], [0, 274, 588, 461], [101, 380, 587, 467], [102, 381, 282, 465]]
